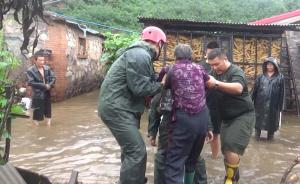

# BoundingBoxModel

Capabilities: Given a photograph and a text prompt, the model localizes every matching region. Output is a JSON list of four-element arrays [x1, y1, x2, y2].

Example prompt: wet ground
[[9, 90, 300, 184]]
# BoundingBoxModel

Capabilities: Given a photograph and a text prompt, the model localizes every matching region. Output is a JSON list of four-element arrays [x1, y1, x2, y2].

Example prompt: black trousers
[[165, 107, 209, 184], [32, 97, 51, 121]]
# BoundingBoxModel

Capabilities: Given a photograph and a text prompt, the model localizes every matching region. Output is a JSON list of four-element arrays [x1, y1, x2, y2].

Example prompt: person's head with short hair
[[34, 50, 45, 68], [207, 48, 230, 75], [34, 49, 52, 61], [34, 49, 44, 57], [206, 41, 219, 50], [205, 41, 219, 59], [174, 43, 193, 61]]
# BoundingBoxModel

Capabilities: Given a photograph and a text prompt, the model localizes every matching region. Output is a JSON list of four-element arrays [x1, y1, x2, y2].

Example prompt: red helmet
[[141, 26, 167, 44]]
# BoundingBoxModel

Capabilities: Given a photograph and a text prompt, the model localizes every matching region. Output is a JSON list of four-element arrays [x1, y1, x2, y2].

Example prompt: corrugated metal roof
[[66, 20, 101, 34], [249, 9, 300, 24], [44, 11, 105, 38], [138, 17, 300, 33]]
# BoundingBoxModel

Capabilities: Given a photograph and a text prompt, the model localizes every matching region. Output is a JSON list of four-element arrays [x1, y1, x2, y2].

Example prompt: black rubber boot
[[267, 132, 274, 141], [194, 157, 207, 184], [255, 129, 261, 141]]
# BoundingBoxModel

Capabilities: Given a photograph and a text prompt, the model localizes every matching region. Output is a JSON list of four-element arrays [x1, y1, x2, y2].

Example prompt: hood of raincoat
[[262, 57, 280, 74], [116, 41, 157, 62]]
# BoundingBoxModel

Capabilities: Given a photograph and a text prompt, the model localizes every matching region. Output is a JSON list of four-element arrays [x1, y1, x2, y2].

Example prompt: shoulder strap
[[165, 65, 173, 88]]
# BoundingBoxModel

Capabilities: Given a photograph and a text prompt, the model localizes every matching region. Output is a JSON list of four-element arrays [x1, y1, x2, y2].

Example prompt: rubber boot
[[255, 129, 261, 141], [184, 171, 195, 184], [267, 132, 274, 141], [194, 157, 207, 184], [224, 161, 240, 184], [117, 177, 148, 184]]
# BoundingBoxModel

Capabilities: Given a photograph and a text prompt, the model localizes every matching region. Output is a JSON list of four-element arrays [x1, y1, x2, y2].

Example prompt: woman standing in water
[[252, 57, 285, 141]]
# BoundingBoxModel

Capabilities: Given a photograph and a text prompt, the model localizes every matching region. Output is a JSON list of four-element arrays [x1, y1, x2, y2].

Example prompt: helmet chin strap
[[155, 47, 161, 60], [154, 41, 163, 60]]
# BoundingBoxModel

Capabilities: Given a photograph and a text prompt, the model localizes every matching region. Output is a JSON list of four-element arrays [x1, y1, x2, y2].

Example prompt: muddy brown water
[[9, 90, 300, 184]]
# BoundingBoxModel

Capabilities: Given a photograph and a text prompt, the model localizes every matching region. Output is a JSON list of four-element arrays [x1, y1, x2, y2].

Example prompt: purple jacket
[[168, 60, 209, 114], [158, 65, 171, 82]]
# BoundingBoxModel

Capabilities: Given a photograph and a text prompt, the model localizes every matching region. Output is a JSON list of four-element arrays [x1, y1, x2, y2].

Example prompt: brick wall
[[44, 20, 103, 101], [44, 22, 68, 101], [4, 15, 103, 102]]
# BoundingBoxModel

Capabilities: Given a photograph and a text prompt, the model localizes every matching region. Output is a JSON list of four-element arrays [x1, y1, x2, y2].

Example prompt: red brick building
[[4, 11, 104, 101]]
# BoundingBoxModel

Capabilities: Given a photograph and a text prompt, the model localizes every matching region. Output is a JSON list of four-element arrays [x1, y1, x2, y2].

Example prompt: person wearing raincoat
[[147, 65, 171, 184], [148, 91, 172, 184], [98, 26, 166, 184], [26, 49, 56, 126], [252, 57, 285, 141]]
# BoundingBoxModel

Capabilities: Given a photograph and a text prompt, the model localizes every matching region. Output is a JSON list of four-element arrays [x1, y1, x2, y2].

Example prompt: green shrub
[[100, 32, 139, 74]]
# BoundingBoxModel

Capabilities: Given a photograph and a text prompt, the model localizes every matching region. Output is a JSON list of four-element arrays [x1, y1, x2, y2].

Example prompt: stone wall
[[3, 14, 48, 84], [63, 27, 103, 99]]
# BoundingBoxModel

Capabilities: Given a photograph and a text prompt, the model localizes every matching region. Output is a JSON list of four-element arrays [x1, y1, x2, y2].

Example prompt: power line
[[50, 11, 139, 34]]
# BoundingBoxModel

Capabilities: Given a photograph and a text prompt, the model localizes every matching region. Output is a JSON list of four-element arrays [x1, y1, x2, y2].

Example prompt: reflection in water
[[10, 90, 300, 183]]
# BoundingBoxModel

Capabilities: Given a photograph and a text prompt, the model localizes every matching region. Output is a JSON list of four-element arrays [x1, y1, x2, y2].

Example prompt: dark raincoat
[[98, 41, 162, 184], [252, 59, 285, 133], [26, 64, 55, 121], [148, 92, 171, 184], [26, 65, 56, 100]]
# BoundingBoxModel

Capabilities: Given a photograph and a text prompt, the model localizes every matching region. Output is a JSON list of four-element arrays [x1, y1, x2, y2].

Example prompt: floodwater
[[9, 90, 300, 184]]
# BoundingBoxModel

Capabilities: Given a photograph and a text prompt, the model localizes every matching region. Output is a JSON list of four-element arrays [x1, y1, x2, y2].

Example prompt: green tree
[[51, 0, 300, 30], [0, 0, 46, 52], [0, 30, 24, 165]]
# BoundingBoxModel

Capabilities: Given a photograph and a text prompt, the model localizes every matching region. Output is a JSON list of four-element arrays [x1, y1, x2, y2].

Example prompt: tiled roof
[[249, 9, 300, 24]]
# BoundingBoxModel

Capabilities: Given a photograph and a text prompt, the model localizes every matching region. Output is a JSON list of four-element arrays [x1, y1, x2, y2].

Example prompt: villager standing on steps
[[251, 57, 285, 141], [98, 26, 166, 184], [26, 49, 56, 126], [206, 48, 255, 184]]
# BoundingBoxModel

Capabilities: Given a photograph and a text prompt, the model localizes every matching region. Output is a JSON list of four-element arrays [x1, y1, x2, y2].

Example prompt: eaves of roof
[[138, 17, 300, 34]]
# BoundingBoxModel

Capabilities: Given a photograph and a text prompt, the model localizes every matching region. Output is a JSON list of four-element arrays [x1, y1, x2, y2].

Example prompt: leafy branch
[[0, 30, 24, 165], [100, 32, 139, 74], [0, 0, 46, 53]]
